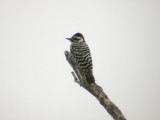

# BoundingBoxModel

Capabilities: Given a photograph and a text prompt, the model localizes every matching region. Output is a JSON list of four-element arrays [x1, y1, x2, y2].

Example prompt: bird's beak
[[66, 38, 72, 41]]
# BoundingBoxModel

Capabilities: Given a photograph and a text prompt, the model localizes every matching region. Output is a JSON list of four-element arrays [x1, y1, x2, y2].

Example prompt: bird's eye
[[73, 38, 80, 40]]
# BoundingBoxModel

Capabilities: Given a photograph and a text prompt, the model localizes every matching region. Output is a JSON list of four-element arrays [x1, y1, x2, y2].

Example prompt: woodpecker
[[66, 33, 95, 84]]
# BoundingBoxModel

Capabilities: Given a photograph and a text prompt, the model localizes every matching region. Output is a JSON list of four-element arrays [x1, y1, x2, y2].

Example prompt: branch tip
[[64, 51, 126, 120]]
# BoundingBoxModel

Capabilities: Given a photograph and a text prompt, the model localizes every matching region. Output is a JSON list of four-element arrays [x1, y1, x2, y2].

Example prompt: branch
[[65, 51, 127, 120]]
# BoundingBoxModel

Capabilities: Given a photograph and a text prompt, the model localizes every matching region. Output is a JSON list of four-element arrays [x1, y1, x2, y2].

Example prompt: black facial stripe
[[73, 38, 80, 40]]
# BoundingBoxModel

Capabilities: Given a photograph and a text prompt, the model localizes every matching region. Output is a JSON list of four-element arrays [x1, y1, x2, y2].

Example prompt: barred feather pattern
[[70, 42, 95, 84]]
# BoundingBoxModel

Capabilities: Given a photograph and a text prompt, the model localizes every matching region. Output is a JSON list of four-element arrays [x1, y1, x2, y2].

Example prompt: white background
[[0, 0, 160, 120]]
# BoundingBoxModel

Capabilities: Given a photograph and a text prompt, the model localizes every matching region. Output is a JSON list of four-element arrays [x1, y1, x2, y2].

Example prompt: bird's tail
[[84, 72, 95, 84]]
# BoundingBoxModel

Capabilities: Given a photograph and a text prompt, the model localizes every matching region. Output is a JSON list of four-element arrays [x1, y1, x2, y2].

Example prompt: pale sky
[[0, 0, 160, 120]]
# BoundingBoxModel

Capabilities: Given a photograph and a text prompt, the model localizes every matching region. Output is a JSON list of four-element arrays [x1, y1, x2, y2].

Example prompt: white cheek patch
[[76, 37, 83, 42], [79, 38, 84, 42]]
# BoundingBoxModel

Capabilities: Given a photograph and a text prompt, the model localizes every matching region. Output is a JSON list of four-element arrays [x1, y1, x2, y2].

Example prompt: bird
[[66, 33, 95, 84]]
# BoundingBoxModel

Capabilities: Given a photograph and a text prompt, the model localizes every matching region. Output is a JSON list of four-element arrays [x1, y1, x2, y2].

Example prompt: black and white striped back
[[66, 33, 95, 84], [71, 42, 93, 70]]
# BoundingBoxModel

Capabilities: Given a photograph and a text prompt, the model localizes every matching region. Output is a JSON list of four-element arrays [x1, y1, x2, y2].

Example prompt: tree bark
[[65, 51, 127, 120]]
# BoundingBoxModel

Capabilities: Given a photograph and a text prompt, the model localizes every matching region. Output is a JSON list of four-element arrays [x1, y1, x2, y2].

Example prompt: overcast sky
[[0, 0, 160, 120]]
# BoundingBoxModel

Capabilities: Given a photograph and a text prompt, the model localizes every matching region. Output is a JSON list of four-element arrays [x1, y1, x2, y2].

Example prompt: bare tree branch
[[65, 51, 127, 120]]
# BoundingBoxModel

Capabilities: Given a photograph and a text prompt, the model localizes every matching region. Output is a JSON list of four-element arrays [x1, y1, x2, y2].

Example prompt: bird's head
[[66, 33, 85, 43]]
